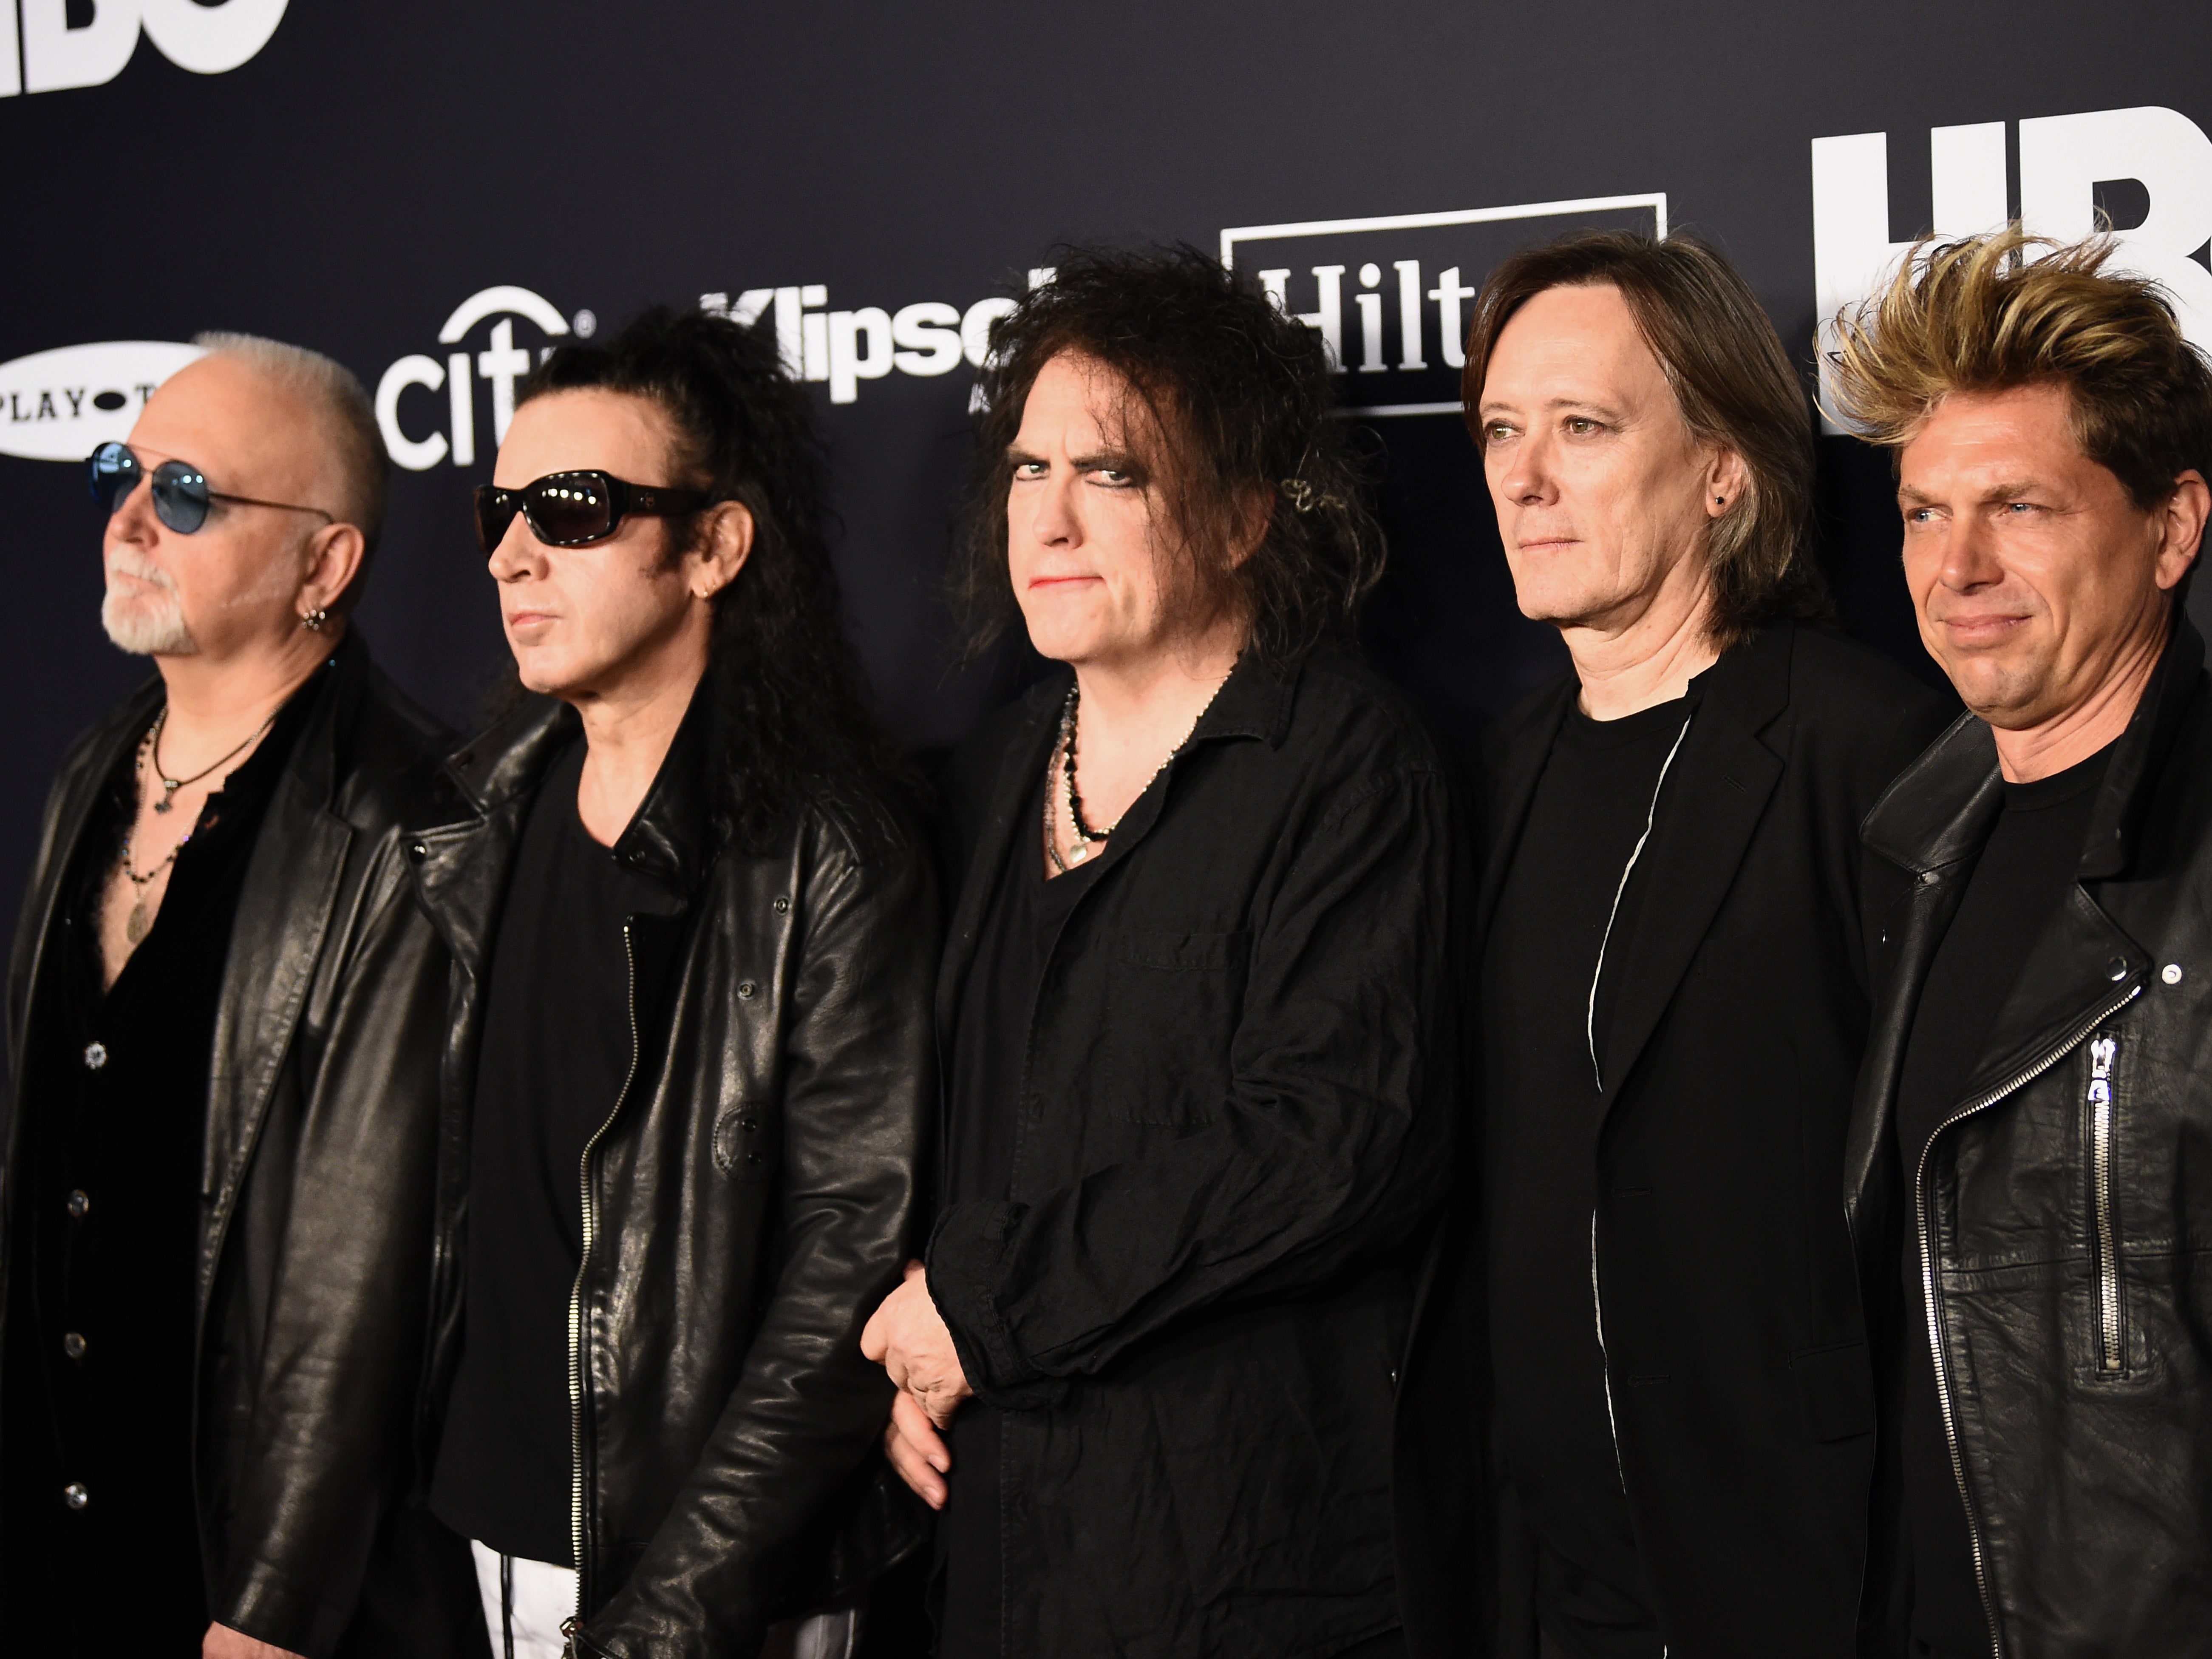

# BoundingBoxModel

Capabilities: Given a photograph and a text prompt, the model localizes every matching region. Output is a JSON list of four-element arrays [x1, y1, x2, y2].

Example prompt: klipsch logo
[[1813, 104, 2212, 430], [374, 286, 585, 474], [2, 0, 286, 96], [1221, 194, 1668, 416], [0, 340, 204, 461]]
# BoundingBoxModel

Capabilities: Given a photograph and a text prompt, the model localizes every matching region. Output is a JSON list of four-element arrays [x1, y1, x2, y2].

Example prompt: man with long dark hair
[[408, 307, 936, 1659], [861, 244, 1458, 1658]]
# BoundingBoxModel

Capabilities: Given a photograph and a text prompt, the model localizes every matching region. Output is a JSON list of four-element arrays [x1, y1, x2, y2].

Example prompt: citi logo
[[1222, 194, 1667, 416], [1813, 104, 2212, 429], [2, 0, 286, 96], [0, 340, 204, 462], [374, 287, 587, 473]]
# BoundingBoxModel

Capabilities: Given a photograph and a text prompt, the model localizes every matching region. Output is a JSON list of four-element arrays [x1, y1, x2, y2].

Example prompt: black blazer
[[928, 651, 1459, 1659], [1401, 620, 1951, 1658]]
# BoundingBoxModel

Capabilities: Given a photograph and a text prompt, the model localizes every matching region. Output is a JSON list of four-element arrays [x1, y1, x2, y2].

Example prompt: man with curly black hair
[[408, 306, 937, 1659], [863, 245, 1459, 1659]]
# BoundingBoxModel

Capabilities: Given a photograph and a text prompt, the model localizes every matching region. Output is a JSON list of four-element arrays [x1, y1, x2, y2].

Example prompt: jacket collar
[[441, 678, 715, 897], [1862, 613, 2206, 882]]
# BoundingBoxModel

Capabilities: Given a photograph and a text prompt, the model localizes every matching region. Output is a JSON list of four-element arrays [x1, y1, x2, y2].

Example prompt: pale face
[[1006, 353, 1185, 671], [1898, 383, 2198, 731], [1476, 283, 1734, 632], [103, 354, 336, 658], [487, 389, 721, 703]]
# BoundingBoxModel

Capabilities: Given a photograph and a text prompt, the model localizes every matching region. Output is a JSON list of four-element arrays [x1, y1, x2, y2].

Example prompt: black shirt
[[1484, 695, 1691, 1659], [431, 736, 685, 1565], [0, 672, 319, 1653], [936, 781, 1101, 1659], [1893, 741, 2112, 1659]]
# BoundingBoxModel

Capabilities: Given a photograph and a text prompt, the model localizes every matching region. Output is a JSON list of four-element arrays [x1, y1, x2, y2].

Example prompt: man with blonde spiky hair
[[1830, 228, 2212, 1658]]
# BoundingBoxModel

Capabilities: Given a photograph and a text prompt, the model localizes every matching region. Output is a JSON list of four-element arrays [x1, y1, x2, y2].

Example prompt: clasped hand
[[860, 1259, 972, 1510]]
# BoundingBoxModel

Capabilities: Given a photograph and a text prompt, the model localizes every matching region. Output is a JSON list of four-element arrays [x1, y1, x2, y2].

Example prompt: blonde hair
[[1825, 226, 2212, 509]]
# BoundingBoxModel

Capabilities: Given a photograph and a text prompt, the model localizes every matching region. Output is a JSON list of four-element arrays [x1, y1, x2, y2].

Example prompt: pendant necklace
[[118, 708, 272, 943], [147, 703, 277, 814], [1044, 666, 1235, 875]]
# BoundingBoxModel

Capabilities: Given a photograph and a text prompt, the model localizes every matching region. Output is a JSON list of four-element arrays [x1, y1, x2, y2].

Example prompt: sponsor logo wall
[[2, 2, 2208, 902]]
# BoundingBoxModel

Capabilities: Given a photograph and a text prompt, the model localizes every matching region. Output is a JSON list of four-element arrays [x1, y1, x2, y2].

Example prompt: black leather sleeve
[[585, 805, 938, 1659]]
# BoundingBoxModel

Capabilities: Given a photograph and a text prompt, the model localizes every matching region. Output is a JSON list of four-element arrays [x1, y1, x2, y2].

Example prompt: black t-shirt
[[1892, 741, 2112, 1659], [0, 669, 319, 1651], [1483, 694, 1692, 1659], [935, 781, 1101, 1659], [431, 736, 685, 1565]]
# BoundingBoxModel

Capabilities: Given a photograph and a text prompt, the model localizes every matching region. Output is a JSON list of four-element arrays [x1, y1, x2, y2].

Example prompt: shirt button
[[62, 1333, 85, 1360], [2163, 963, 2185, 985], [65, 1190, 89, 1219], [62, 1483, 88, 1511], [737, 981, 757, 1000], [82, 1043, 107, 1070]]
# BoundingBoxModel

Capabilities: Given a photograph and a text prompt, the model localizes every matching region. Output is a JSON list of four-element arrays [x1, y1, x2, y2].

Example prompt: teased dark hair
[[1462, 230, 1830, 649], [955, 242, 1384, 673], [520, 306, 894, 851]]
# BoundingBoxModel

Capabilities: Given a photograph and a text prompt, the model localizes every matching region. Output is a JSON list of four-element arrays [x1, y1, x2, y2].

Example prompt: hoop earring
[[300, 607, 329, 632]]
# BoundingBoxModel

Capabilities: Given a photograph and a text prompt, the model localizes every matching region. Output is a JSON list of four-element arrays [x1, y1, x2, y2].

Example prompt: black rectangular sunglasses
[[474, 471, 712, 553]]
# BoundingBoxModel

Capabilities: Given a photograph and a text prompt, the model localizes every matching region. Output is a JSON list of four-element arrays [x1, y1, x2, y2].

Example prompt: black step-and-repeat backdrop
[[6, 1, 2212, 901]]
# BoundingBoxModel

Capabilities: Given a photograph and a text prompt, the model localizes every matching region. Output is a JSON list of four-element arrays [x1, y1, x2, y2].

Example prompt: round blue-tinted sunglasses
[[87, 440, 334, 536]]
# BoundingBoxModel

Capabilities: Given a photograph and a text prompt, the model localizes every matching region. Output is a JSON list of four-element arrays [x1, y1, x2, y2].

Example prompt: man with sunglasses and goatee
[[409, 307, 935, 1659], [0, 337, 483, 1656]]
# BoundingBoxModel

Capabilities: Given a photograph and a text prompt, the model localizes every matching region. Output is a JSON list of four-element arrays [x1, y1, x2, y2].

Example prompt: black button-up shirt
[[0, 678, 314, 1651]]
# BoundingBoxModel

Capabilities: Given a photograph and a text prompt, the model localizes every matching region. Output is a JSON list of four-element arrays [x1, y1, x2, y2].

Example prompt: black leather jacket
[[407, 692, 935, 1659], [1847, 618, 2212, 1657], [2, 633, 476, 1656]]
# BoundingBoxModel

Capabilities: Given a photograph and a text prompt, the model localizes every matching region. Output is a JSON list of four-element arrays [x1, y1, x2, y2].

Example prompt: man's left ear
[[2156, 469, 2210, 591], [1228, 484, 1275, 571], [693, 500, 756, 600], [1707, 448, 1750, 519], [297, 520, 366, 619]]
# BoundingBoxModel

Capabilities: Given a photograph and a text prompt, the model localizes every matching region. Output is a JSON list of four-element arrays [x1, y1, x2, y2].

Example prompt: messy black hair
[[520, 306, 895, 851], [955, 243, 1385, 673]]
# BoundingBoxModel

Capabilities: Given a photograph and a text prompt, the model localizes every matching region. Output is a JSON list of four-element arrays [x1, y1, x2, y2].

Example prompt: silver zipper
[[1585, 712, 1693, 1091], [2088, 1035, 2124, 1375], [567, 919, 643, 1623], [1916, 978, 2141, 1659]]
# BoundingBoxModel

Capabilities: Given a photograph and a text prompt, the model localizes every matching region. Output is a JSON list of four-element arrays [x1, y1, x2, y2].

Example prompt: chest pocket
[[1104, 927, 1249, 1129]]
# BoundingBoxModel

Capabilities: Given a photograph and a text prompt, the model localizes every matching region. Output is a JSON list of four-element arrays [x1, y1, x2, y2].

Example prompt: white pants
[[469, 1539, 860, 1659]]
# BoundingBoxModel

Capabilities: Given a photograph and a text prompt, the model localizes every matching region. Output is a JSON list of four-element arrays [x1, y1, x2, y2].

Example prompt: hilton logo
[[1221, 193, 1667, 416]]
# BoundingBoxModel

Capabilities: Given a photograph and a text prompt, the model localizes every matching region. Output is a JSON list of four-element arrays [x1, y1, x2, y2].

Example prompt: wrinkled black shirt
[[433, 736, 684, 1566], [1484, 696, 1689, 1659], [937, 779, 1100, 1658], [0, 676, 315, 1653]]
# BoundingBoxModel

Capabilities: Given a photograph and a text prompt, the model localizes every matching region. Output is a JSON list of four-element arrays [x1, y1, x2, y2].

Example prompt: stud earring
[[300, 607, 329, 632]]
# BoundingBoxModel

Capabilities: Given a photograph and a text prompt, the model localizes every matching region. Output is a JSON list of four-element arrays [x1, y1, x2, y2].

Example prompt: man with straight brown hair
[[1830, 229, 2212, 1659], [1400, 231, 1949, 1659]]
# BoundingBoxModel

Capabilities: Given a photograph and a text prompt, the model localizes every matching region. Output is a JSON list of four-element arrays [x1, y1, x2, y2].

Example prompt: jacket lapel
[[199, 649, 360, 1296], [1476, 679, 1575, 947], [1595, 624, 1793, 1105]]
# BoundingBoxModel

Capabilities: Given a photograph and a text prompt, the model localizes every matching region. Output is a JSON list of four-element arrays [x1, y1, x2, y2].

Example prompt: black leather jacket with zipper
[[406, 691, 935, 1659], [2, 632, 479, 1656], [1847, 617, 2212, 1658]]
